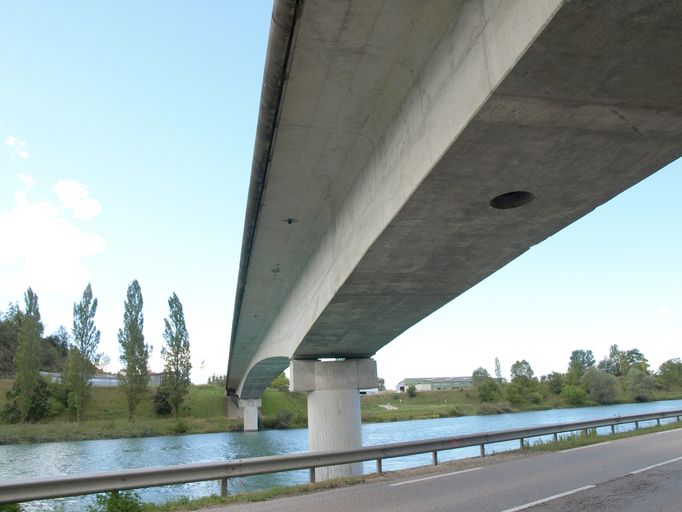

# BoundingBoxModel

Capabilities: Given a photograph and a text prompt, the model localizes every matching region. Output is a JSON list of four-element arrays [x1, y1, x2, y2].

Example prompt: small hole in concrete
[[490, 191, 534, 209]]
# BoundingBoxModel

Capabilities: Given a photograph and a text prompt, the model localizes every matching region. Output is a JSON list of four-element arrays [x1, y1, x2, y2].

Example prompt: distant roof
[[399, 377, 472, 384]]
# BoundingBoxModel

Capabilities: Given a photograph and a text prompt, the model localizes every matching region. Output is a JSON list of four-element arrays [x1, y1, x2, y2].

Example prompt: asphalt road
[[210, 428, 682, 512]]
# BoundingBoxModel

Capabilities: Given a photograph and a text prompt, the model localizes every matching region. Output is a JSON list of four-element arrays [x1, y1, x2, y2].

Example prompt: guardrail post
[[553, 433, 558, 443], [611, 424, 615, 434], [376, 459, 383, 475], [309, 467, 316, 484], [480, 444, 485, 457], [519, 438, 524, 449], [635, 421, 639, 430], [432, 451, 438, 466], [657, 418, 661, 427], [220, 478, 228, 497]]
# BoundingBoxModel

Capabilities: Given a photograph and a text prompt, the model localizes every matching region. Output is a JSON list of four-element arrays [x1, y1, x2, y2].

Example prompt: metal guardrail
[[1, 408, 681, 505]]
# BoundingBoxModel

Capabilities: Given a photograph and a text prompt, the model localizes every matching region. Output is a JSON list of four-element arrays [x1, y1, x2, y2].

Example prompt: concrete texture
[[291, 359, 377, 480], [239, 399, 262, 432], [229, 0, 682, 400]]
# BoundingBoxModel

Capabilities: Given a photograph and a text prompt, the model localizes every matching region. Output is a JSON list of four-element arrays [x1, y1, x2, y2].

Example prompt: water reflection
[[2, 400, 680, 511]]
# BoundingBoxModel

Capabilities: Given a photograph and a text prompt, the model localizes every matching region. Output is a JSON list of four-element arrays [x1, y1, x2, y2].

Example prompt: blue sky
[[1, 3, 680, 388]]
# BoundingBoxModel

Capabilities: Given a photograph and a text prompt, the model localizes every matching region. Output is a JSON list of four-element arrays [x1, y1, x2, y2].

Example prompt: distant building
[[39, 371, 165, 387], [396, 376, 472, 392]]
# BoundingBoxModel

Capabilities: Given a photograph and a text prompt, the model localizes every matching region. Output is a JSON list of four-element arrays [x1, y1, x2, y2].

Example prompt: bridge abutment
[[291, 358, 377, 481]]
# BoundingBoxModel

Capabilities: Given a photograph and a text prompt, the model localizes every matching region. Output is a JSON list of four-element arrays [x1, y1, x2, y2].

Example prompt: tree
[[377, 378, 386, 392], [270, 372, 290, 392], [567, 349, 595, 384], [546, 372, 565, 395], [65, 284, 101, 421], [494, 357, 503, 381], [581, 367, 619, 404], [0, 303, 23, 377], [13, 288, 43, 422], [160, 293, 191, 418], [472, 367, 490, 386], [477, 378, 500, 402], [598, 345, 648, 377], [510, 360, 534, 385], [598, 344, 624, 376], [406, 384, 417, 397], [119, 280, 150, 420], [627, 368, 655, 402], [658, 359, 682, 390]]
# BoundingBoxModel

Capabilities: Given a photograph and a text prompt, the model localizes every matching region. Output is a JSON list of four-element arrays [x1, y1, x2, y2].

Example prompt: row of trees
[[2, 281, 192, 423], [472, 347, 682, 407]]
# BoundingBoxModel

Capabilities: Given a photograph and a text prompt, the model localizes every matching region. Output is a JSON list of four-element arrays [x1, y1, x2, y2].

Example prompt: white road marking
[[560, 441, 612, 453], [629, 456, 682, 475], [389, 467, 481, 487], [498, 485, 595, 512]]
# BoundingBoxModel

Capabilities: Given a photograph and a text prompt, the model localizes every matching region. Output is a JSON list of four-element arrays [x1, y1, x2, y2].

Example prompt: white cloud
[[54, 180, 102, 219], [658, 307, 669, 318], [0, 188, 106, 298], [17, 173, 36, 187], [4, 135, 30, 159]]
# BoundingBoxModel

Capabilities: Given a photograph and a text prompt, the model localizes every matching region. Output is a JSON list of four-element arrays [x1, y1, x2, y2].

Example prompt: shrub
[[88, 491, 142, 512], [406, 384, 416, 398], [477, 378, 500, 402], [0, 504, 23, 511], [562, 384, 587, 406], [153, 387, 172, 416]]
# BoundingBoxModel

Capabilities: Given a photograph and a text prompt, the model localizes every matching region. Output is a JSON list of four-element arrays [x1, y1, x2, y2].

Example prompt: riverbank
[[2, 379, 681, 445]]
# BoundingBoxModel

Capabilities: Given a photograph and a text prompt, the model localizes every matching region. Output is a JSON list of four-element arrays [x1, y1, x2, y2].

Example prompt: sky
[[1, 3, 680, 390]]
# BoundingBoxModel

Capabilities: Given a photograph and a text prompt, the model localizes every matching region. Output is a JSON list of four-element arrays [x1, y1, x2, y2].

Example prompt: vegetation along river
[[2, 400, 681, 511]]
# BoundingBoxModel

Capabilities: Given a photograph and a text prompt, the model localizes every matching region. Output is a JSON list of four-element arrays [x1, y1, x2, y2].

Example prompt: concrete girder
[[228, 0, 682, 413]]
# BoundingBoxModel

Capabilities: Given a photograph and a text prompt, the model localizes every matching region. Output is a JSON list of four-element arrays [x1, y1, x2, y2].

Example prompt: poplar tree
[[64, 283, 100, 421], [14, 288, 43, 422], [118, 280, 150, 420], [161, 293, 191, 417]]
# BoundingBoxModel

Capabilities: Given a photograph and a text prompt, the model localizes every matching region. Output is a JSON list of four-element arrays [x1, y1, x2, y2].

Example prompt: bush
[[562, 384, 587, 406], [528, 391, 543, 404], [627, 368, 656, 402], [2, 378, 53, 423], [505, 383, 526, 406], [582, 368, 619, 404], [88, 491, 142, 512], [0, 504, 23, 511], [406, 384, 416, 398], [477, 378, 500, 402], [153, 387, 172, 416]]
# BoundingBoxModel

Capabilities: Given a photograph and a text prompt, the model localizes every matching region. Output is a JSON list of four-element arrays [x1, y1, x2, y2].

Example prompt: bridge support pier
[[239, 399, 262, 432], [291, 358, 377, 481]]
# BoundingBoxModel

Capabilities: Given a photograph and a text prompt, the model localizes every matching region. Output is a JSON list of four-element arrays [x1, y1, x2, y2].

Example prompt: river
[[2, 400, 681, 511]]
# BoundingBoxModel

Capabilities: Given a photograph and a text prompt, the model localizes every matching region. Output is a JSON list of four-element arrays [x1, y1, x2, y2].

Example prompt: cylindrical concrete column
[[308, 387, 362, 479], [291, 358, 378, 481]]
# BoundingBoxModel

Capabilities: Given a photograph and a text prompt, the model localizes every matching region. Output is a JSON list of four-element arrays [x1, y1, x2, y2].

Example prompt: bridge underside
[[229, 0, 682, 403]]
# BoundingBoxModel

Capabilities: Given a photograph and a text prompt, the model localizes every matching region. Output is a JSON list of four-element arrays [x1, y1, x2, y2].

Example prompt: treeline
[[0, 282, 192, 424], [472, 348, 682, 407]]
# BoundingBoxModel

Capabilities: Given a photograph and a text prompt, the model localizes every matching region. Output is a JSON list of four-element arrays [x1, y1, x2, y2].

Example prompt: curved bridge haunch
[[238, 357, 290, 400]]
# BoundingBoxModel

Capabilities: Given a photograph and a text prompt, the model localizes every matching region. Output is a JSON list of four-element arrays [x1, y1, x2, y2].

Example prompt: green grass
[[2, 378, 681, 444]]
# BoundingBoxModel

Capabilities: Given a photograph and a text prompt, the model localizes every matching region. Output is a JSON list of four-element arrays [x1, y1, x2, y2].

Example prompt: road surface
[[211, 428, 682, 511]]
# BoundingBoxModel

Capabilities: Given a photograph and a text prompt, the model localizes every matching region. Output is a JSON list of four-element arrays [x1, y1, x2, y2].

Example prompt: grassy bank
[[1, 379, 681, 445]]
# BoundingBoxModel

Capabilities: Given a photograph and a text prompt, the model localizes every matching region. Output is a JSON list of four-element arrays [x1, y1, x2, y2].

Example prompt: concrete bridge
[[226, 0, 682, 479]]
